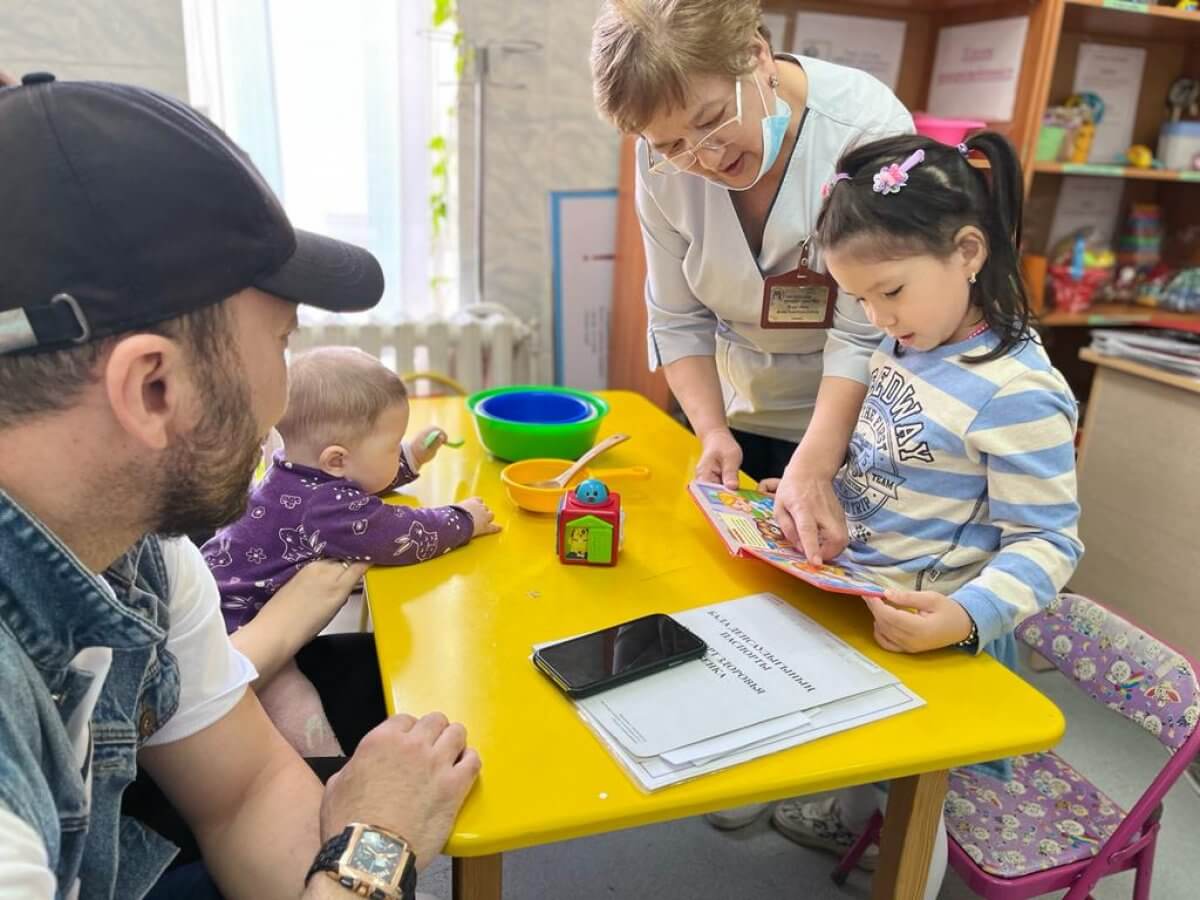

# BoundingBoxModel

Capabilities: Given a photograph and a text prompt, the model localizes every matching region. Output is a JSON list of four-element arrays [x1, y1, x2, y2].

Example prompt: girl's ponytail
[[963, 132, 1025, 255], [961, 132, 1032, 357]]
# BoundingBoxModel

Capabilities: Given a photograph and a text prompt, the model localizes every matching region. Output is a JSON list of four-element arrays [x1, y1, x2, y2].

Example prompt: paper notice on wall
[[790, 12, 906, 91], [1046, 176, 1125, 254], [1072, 43, 1146, 165], [926, 17, 1030, 122], [551, 190, 617, 391]]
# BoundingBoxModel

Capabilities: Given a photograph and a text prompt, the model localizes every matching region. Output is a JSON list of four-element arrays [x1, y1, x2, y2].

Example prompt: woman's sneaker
[[704, 803, 771, 830], [771, 797, 878, 871]]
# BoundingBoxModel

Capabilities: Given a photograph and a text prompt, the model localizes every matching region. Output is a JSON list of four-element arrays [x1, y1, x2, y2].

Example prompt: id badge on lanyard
[[760, 237, 837, 329]]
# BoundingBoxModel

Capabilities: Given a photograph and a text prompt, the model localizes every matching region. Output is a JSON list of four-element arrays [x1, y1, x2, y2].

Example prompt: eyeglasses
[[645, 79, 743, 175]]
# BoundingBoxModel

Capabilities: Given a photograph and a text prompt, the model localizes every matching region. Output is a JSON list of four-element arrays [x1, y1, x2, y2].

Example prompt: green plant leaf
[[432, 0, 455, 28]]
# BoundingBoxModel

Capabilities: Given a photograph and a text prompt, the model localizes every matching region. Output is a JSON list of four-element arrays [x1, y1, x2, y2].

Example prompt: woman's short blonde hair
[[590, 0, 768, 134]]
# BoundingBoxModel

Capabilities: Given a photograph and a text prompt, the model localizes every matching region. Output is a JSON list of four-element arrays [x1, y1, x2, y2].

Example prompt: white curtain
[[182, 0, 460, 323]]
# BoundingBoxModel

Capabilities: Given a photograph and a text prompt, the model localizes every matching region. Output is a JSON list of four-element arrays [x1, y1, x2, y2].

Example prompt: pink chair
[[831, 593, 1200, 899]]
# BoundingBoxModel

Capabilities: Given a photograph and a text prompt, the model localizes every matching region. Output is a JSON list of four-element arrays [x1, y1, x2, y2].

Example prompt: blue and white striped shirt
[[836, 329, 1084, 661]]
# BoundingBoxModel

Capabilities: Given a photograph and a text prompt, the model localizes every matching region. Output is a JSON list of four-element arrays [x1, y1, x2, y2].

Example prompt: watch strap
[[306, 825, 417, 900], [307, 827, 352, 885]]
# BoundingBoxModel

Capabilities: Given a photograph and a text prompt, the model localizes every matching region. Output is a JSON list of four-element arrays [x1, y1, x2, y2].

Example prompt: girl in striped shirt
[[758, 133, 1083, 888]]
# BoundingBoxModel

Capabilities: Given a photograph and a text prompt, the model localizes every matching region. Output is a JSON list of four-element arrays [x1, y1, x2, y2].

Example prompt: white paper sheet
[[660, 708, 812, 766], [573, 593, 899, 758], [791, 12, 906, 92], [581, 683, 925, 791], [926, 17, 1030, 122], [1071, 43, 1146, 165]]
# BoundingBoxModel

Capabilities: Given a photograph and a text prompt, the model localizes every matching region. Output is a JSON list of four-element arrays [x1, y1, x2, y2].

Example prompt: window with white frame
[[182, 0, 460, 323]]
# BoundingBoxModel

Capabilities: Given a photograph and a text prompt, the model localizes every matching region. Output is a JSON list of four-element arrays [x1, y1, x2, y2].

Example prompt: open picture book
[[688, 481, 886, 596]]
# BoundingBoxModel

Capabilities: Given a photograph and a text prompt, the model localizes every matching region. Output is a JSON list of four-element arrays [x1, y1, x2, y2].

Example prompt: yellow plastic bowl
[[499, 458, 650, 514]]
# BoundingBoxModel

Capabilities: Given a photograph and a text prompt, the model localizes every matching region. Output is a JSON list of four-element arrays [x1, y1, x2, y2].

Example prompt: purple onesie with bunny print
[[203, 452, 472, 632]]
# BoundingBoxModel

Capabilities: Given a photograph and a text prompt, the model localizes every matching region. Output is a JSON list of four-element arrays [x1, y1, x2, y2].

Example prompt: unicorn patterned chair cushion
[[945, 752, 1123, 877], [1020, 593, 1199, 752], [944, 592, 1200, 879]]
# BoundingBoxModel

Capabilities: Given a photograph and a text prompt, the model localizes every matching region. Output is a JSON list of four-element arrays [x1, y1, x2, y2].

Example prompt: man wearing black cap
[[0, 74, 478, 900]]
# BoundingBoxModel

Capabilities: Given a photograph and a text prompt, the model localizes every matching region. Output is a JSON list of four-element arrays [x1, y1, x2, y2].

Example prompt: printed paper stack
[[1090, 329, 1200, 379], [546, 593, 924, 792]]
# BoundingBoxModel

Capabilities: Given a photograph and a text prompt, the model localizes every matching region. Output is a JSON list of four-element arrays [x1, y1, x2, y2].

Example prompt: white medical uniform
[[637, 55, 914, 443]]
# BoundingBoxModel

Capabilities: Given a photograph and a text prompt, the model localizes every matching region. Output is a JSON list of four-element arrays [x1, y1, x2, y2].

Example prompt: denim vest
[[0, 490, 181, 899]]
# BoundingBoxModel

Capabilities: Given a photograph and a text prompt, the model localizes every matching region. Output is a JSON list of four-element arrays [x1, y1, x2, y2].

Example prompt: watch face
[[348, 829, 405, 882]]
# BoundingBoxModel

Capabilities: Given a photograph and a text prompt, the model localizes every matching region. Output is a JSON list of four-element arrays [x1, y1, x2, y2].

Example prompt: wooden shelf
[[1063, 0, 1200, 41], [1040, 303, 1200, 333], [1033, 161, 1200, 182], [1080, 346, 1200, 394]]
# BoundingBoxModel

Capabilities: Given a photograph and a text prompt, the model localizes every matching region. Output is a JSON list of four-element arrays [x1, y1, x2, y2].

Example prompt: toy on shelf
[[1135, 267, 1200, 313], [1159, 121, 1200, 171], [1066, 91, 1105, 126], [1167, 78, 1200, 123], [1124, 144, 1159, 169], [557, 479, 622, 566], [1038, 94, 1103, 163], [1048, 229, 1115, 313], [1119, 204, 1163, 273], [1110, 207, 1200, 310]]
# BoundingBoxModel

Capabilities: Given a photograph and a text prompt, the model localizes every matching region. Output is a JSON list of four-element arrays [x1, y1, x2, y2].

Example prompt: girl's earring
[[969, 272, 977, 285], [768, 73, 780, 89]]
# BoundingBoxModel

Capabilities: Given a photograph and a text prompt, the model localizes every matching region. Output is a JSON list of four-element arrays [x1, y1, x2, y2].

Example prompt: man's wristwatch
[[306, 823, 418, 900]]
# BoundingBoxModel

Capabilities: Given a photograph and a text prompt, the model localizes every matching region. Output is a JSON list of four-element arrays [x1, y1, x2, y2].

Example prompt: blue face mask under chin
[[722, 75, 792, 192]]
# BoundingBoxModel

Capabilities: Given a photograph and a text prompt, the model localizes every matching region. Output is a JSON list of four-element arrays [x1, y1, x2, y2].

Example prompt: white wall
[[0, 0, 188, 99], [457, 0, 621, 382]]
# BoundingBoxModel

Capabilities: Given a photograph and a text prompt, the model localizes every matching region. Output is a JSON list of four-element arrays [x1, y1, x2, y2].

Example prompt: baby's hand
[[757, 477, 781, 495], [459, 497, 501, 538], [410, 426, 447, 467]]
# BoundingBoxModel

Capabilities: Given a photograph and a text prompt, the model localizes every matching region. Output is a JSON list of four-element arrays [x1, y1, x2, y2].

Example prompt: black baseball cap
[[0, 73, 384, 355]]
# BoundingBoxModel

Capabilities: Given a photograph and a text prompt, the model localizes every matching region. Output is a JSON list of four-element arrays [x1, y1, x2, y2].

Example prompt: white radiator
[[290, 304, 536, 394]]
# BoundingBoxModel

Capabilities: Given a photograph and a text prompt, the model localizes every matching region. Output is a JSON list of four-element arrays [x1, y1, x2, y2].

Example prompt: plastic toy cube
[[556, 486, 621, 566]]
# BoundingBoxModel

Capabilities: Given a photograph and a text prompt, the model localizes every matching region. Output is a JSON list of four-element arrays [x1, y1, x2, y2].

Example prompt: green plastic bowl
[[465, 385, 610, 461]]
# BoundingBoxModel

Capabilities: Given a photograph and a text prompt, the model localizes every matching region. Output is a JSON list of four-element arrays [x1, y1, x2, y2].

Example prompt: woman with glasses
[[591, 0, 911, 579]]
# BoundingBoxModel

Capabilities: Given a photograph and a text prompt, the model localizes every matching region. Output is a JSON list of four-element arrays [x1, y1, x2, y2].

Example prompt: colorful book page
[[689, 481, 888, 597], [748, 549, 886, 597]]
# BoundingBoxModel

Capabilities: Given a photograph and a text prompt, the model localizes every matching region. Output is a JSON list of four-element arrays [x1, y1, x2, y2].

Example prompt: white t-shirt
[[0, 537, 257, 900]]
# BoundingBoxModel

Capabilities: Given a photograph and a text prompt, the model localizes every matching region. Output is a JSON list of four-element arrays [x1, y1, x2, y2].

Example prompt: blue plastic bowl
[[476, 390, 592, 425], [465, 385, 610, 462]]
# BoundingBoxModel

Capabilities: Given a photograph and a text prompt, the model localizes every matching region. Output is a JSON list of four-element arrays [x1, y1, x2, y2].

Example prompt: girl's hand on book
[[772, 468, 848, 566], [864, 590, 973, 653]]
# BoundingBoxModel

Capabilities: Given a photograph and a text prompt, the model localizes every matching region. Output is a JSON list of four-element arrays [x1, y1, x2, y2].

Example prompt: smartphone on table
[[533, 613, 707, 699]]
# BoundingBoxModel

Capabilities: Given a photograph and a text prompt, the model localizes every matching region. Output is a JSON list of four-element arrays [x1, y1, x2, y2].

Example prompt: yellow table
[[366, 391, 1064, 900]]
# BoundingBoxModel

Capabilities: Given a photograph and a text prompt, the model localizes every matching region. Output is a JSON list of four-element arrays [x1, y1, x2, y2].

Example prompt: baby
[[203, 346, 499, 755]]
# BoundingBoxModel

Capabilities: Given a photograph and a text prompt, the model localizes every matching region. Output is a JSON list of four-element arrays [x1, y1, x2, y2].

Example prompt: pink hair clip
[[872, 148, 925, 195], [821, 172, 852, 199]]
